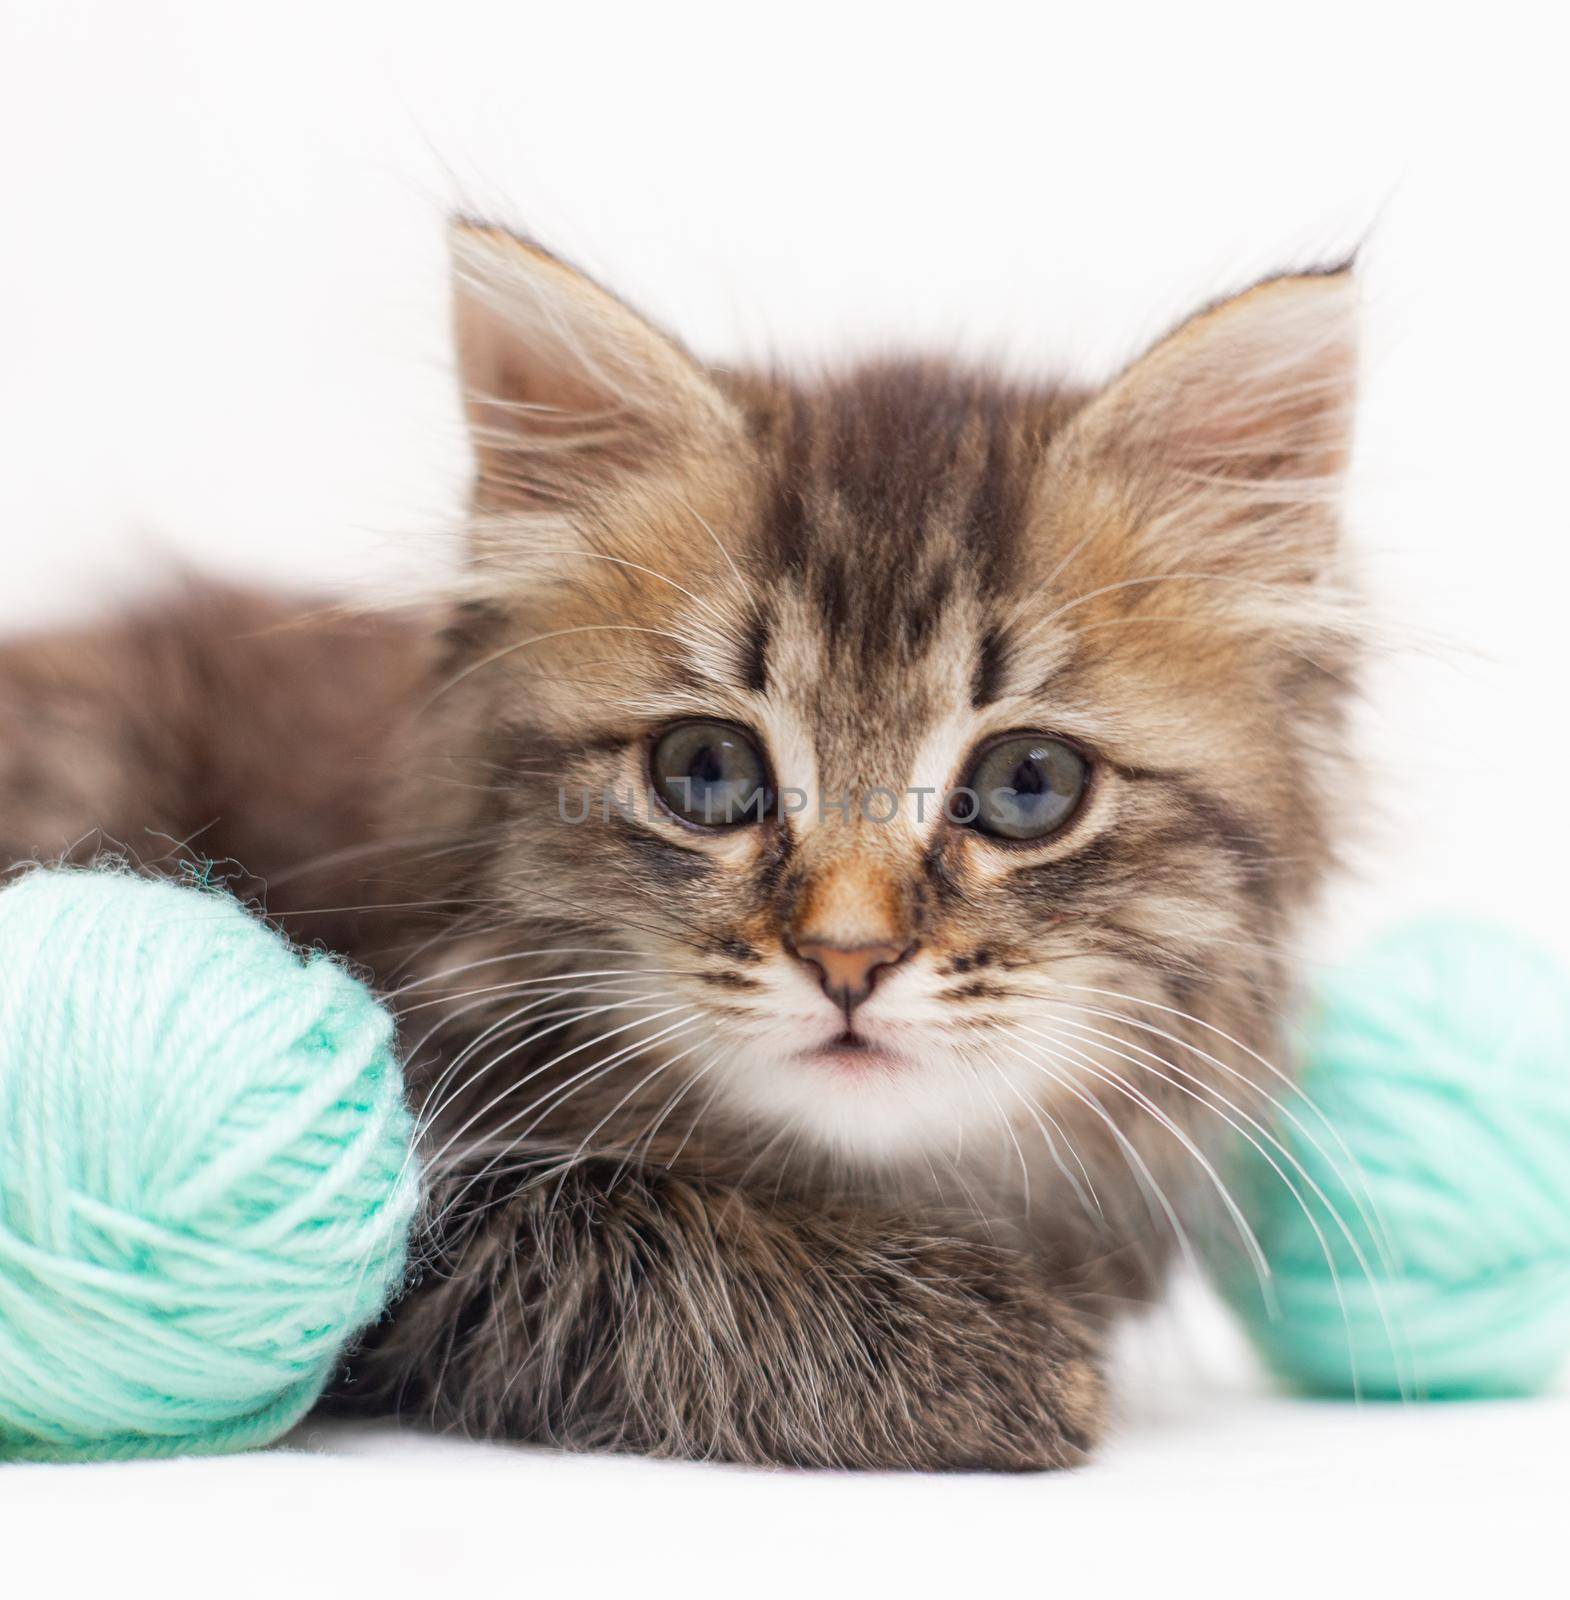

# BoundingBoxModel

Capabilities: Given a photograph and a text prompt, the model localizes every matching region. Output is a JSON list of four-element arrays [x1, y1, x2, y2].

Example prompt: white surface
[[2, 2, 1568, 1592], [6, 1308, 1568, 1597]]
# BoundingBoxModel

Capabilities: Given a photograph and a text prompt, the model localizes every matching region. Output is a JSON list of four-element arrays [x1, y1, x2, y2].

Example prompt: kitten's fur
[[0, 225, 1359, 1469]]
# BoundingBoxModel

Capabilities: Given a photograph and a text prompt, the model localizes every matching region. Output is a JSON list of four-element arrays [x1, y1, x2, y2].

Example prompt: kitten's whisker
[[717, 1110, 816, 1223], [401, 975, 644, 1027], [393, 946, 645, 993], [930, 1144, 996, 1241], [1007, 1023, 1273, 1303], [1035, 980, 1403, 1278], [501, 545, 735, 629], [396, 965, 694, 1015], [666, 492, 748, 591], [765, 1121, 816, 1211], [415, 966, 670, 1076], [416, 985, 685, 1135], [417, 994, 676, 1156], [616, 1050, 722, 1184], [985, 1061, 1103, 1222], [382, 906, 516, 981], [1046, 1006, 1401, 1280], [1036, 1008, 1408, 1397], [1067, 613, 1358, 683], [415, 1003, 667, 1178], [968, 1063, 1032, 1217], [281, 897, 484, 918], [414, 981, 669, 1122], [1028, 1013, 1390, 1396], [498, 877, 729, 953], [265, 828, 476, 888], [449, 1012, 708, 1209], [541, 1031, 716, 1202], [422, 621, 700, 714], [424, 1005, 698, 1221], [994, 1031, 1202, 1282], [658, 1060, 730, 1173], [411, 982, 616, 1087], [405, 982, 604, 1085]]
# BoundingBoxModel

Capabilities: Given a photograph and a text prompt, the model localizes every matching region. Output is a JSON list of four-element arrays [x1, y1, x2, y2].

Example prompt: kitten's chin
[[711, 1025, 1025, 1167]]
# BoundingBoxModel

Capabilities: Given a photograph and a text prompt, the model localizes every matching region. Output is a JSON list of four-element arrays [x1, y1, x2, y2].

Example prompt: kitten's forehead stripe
[[971, 626, 1009, 708], [740, 362, 1064, 680], [963, 395, 1034, 598], [757, 387, 812, 573], [740, 605, 770, 694]]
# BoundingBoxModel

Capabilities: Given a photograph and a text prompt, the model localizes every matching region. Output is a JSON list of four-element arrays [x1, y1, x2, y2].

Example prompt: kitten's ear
[[450, 221, 739, 508], [1055, 268, 1358, 579]]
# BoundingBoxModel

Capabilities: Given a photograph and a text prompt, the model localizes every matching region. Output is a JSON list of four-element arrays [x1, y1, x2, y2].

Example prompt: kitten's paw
[[335, 1164, 1106, 1473], [855, 1236, 1106, 1471]]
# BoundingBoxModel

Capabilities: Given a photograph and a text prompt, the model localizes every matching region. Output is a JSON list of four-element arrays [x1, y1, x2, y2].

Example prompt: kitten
[[0, 223, 1359, 1469]]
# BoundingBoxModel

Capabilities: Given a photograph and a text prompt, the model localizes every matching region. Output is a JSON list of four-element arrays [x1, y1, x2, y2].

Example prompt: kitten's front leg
[[337, 1159, 1105, 1471]]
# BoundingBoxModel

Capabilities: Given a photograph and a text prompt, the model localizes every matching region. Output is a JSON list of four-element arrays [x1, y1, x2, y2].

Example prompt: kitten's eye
[[961, 735, 1089, 841], [650, 721, 773, 828]]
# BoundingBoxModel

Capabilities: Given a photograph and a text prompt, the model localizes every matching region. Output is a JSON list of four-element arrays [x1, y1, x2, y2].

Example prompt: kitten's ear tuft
[[1057, 268, 1359, 578], [1080, 267, 1358, 480], [449, 221, 738, 508]]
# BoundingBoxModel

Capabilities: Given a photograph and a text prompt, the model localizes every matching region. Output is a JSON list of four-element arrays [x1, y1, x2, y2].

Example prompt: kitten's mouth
[[803, 1030, 904, 1074]]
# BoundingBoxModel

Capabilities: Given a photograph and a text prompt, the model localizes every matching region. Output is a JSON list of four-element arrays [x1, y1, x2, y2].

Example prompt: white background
[[2, 3, 1567, 1594]]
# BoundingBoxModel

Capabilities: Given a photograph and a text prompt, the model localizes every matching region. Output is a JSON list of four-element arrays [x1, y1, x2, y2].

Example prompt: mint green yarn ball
[[0, 869, 420, 1462], [1223, 919, 1570, 1400]]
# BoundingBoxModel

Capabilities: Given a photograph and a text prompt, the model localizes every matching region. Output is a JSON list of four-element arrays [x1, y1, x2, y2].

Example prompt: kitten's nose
[[789, 938, 912, 1017]]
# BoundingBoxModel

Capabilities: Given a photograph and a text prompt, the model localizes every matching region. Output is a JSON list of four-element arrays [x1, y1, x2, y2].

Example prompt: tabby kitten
[[0, 223, 1359, 1470]]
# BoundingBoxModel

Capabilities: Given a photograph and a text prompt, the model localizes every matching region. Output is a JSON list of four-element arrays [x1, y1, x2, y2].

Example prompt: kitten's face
[[446, 227, 1357, 1167]]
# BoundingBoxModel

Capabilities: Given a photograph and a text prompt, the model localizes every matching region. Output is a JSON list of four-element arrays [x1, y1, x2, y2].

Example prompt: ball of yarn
[[1220, 919, 1570, 1399], [0, 868, 419, 1461]]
